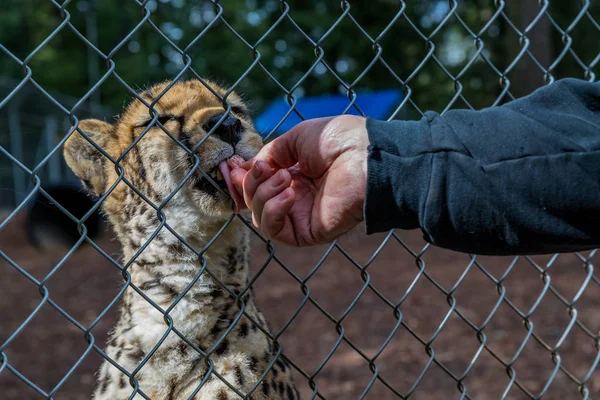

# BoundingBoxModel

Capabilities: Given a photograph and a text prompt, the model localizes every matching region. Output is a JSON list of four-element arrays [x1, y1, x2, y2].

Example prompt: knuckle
[[255, 179, 280, 201]]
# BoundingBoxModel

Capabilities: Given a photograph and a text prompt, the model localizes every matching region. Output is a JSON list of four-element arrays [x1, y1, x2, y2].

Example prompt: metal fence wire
[[1, 0, 600, 399]]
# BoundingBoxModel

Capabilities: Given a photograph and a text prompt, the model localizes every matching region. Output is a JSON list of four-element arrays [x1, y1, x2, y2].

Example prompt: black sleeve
[[364, 78, 600, 255]]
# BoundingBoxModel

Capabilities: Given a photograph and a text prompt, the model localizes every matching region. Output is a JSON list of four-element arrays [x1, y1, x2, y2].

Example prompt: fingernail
[[252, 161, 264, 178]]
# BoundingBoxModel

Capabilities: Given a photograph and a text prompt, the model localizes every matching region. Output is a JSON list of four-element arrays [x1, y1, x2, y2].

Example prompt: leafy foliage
[[0, 0, 598, 119]]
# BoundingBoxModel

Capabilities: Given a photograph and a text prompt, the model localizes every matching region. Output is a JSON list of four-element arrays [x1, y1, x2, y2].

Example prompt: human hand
[[229, 115, 369, 246]]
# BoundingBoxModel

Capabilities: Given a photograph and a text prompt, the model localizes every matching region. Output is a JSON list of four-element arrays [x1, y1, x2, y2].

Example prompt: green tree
[[0, 0, 597, 121]]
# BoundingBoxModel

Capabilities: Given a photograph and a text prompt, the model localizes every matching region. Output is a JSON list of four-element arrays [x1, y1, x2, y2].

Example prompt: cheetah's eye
[[231, 106, 250, 119], [135, 115, 179, 128], [157, 115, 176, 126]]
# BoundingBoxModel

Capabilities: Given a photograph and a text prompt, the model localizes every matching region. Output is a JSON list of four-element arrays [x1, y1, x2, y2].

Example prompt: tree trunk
[[505, 0, 553, 97]]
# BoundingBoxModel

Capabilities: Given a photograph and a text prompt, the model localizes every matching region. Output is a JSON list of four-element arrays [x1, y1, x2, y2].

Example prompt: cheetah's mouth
[[194, 156, 245, 213]]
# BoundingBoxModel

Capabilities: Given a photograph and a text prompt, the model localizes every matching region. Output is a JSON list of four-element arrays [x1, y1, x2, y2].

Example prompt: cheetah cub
[[63, 80, 299, 399]]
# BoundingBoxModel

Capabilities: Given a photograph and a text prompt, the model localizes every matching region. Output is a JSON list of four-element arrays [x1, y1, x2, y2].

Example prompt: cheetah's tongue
[[219, 160, 245, 214]]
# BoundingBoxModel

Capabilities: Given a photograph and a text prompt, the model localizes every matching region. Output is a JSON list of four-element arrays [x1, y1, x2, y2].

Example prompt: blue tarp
[[254, 89, 403, 136]]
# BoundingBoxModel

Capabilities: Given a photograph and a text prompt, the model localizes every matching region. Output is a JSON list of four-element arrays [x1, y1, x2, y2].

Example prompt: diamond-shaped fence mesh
[[1, 0, 599, 399]]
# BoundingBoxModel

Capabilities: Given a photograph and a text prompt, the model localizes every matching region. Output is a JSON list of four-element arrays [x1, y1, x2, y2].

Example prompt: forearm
[[364, 78, 600, 255]]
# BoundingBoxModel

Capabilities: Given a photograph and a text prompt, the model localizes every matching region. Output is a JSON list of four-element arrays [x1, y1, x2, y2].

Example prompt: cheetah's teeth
[[208, 168, 224, 181]]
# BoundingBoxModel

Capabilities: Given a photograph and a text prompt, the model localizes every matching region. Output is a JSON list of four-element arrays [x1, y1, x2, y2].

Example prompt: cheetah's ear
[[63, 119, 116, 197]]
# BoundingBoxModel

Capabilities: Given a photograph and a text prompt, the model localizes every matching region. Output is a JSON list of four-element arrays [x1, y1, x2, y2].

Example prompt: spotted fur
[[64, 80, 298, 399]]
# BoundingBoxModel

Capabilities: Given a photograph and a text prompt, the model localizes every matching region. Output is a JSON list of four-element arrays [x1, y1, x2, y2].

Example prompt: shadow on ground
[[1, 213, 599, 399]]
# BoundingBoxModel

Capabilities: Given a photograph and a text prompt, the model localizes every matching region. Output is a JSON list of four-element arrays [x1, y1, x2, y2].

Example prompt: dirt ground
[[1, 212, 600, 400]]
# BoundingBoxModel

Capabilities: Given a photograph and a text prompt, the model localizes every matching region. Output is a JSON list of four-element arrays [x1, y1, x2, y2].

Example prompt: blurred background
[[1, 1, 600, 399], [1, 0, 599, 207]]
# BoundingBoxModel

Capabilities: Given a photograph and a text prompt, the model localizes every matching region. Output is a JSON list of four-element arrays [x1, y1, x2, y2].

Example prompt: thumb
[[248, 126, 301, 170], [246, 116, 336, 175]]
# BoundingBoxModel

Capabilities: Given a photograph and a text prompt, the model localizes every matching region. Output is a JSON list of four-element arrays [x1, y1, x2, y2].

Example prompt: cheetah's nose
[[203, 113, 242, 147]]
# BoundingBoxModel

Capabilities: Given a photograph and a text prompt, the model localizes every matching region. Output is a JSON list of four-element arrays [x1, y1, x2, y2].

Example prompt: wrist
[[363, 118, 430, 234]]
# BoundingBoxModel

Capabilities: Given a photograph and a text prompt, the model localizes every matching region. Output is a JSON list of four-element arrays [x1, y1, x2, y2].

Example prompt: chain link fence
[[1, 1, 600, 399]]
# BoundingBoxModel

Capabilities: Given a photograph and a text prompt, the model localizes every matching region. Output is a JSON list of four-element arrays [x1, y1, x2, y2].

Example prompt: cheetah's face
[[63, 79, 263, 220]]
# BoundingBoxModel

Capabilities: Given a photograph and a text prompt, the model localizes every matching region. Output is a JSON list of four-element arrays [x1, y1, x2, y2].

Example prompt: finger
[[260, 187, 296, 243], [252, 169, 292, 228], [242, 160, 274, 211], [226, 168, 248, 211], [239, 158, 255, 170], [227, 155, 246, 170], [230, 168, 247, 195]]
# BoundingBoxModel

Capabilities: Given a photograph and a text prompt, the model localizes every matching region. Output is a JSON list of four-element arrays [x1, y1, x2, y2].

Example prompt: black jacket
[[364, 78, 600, 255]]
